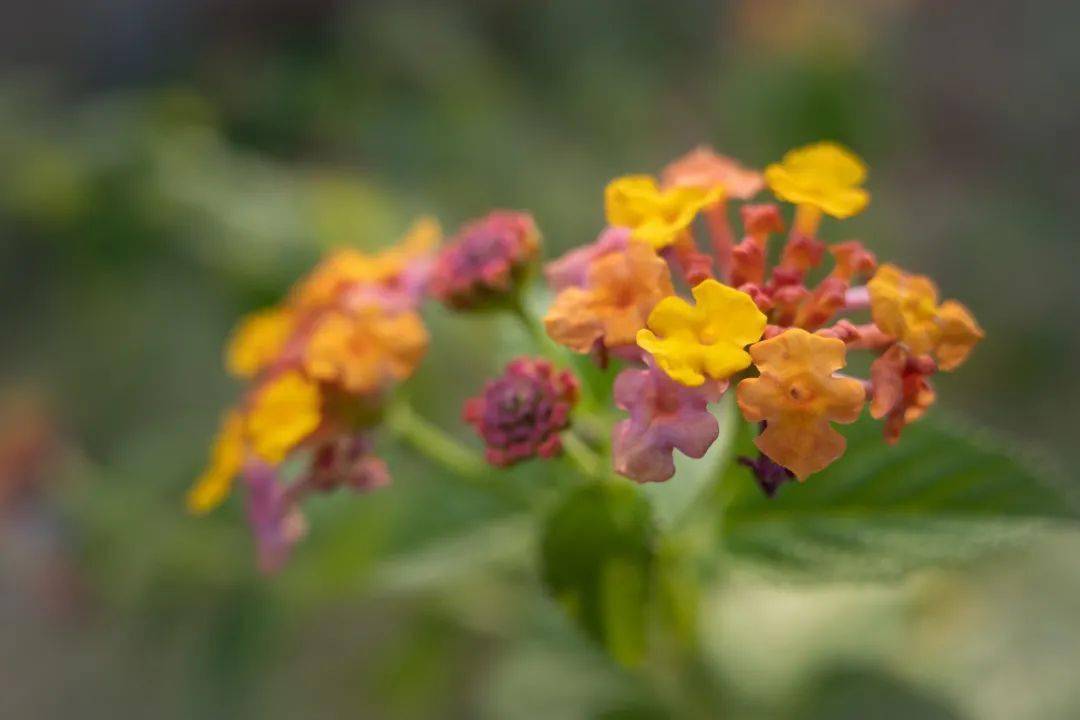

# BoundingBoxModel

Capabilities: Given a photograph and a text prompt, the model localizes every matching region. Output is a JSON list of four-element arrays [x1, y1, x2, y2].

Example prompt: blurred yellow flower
[[225, 308, 295, 378], [737, 329, 865, 479], [245, 371, 321, 463], [303, 308, 428, 394], [765, 142, 870, 220], [867, 263, 942, 356], [187, 411, 245, 514], [637, 279, 766, 386], [605, 175, 723, 250]]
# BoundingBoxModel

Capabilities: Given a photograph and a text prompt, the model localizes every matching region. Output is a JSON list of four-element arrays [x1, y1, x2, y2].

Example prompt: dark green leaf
[[719, 414, 1078, 580], [540, 482, 656, 666]]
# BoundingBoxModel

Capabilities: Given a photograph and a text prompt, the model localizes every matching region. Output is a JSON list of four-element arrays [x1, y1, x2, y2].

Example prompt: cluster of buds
[[192, 143, 985, 571]]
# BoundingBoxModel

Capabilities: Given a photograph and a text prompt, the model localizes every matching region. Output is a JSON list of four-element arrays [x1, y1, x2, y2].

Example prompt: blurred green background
[[1, 1, 1078, 718]]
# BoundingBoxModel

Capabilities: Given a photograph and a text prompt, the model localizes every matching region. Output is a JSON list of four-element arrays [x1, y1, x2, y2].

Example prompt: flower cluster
[[543, 141, 983, 488], [188, 218, 439, 571], [194, 142, 985, 572]]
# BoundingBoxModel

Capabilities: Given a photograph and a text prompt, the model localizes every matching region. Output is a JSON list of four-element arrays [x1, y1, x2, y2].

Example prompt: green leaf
[[540, 482, 656, 666], [719, 414, 1078, 581], [641, 395, 738, 531]]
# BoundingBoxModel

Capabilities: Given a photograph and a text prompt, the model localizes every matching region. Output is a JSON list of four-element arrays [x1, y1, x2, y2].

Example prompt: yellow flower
[[225, 308, 295, 378], [245, 371, 322, 463], [637, 279, 767, 386], [934, 300, 984, 371], [764, 142, 870, 219], [605, 175, 723, 250], [866, 263, 941, 356], [187, 411, 245, 514], [303, 307, 428, 394], [290, 216, 440, 312], [736, 329, 866, 479]]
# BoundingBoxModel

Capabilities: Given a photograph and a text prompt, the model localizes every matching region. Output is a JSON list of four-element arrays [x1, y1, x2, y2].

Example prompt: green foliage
[[718, 414, 1078, 581], [541, 481, 656, 666]]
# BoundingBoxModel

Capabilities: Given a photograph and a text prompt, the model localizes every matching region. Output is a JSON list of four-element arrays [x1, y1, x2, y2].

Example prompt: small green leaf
[[541, 482, 656, 666], [719, 414, 1078, 580]]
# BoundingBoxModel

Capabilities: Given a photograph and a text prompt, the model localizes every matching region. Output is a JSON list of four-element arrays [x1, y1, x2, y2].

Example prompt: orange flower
[[867, 263, 941, 356], [225, 308, 295, 378], [544, 240, 674, 353], [661, 146, 764, 200], [290, 217, 440, 312], [303, 307, 428, 394], [736, 329, 865, 479]]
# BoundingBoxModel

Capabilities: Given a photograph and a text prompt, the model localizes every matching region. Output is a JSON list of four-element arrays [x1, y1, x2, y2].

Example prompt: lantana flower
[[764, 142, 870, 234], [544, 239, 674, 353], [736, 329, 865, 479], [605, 175, 723, 250], [463, 357, 579, 467], [637, 279, 767, 387], [612, 365, 722, 483], [244, 370, 323, 463], [869, 345, 937, 444], [867, 263, 983, 367], [225, 308, 296, 379], [303, 307, 428, 395], [429, 210, 540, 309], [187, 410, 245, 514], [243, 460, 307, 574], [661, 146, 765, 200]]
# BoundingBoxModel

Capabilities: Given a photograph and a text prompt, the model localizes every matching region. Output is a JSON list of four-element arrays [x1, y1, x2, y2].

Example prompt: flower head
[[463, 357, 579, 467], [736, 329, 865, 479], [661, 146, 764, 200], [544, 240, 673, 353], [429, 210, 540, 309], [637, 279, 767, 387], [612, 366, 722, 483], [867, 263, 941, 355], [764, 142, 870, 219], [605, 175, 723, 250], [245, 371, 322, 463], [303, 307, 428, 395], [225, 308, 295, 379]]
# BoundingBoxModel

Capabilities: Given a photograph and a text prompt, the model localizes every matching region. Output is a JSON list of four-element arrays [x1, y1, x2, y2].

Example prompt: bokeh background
[[2, 1, 1079, 718]]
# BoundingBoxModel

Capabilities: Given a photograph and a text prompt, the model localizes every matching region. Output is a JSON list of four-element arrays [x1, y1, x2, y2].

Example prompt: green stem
[[386, 400, 488, 479], [508, 294, 557, 357], [561, 430, 604, 479]]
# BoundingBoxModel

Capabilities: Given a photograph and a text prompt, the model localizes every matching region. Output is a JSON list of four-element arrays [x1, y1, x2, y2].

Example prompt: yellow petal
[[186, 411, 245, 514], [225, 308, 294, 378], [246, 371, 321, 463]]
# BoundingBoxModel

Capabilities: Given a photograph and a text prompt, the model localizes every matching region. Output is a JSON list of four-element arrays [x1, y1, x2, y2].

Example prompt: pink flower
[[463, 357, 579, 467], [544, 226, 630, 292], [243, 461, 307, 574], [612, 366, 723, 483], [429, 210, 540, 309]]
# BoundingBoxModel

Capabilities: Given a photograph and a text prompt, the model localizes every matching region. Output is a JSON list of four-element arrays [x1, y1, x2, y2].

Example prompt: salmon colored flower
[[612, 366, 722, 483], [935, 300, 984, 371], [867, 263, 942, 356], [463, 357, 579, 467], [187, 410, 245, 514], [245, 371, 322, 463], [544, 227, 629, 292], [764, 142, 870, 221], [544, 240, 674, 353], [637, 279, 767, 387], [289, 216, 440, 312], [605, 175, 723, 250], [303, 307, 428, 394], [736, 329, 865, 479], [429, 210, 540, 309], [661, 146, 764, 200], [829, 240, 877, 282], [869, 345, 937, 444], [225, 308, 296, 378]]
